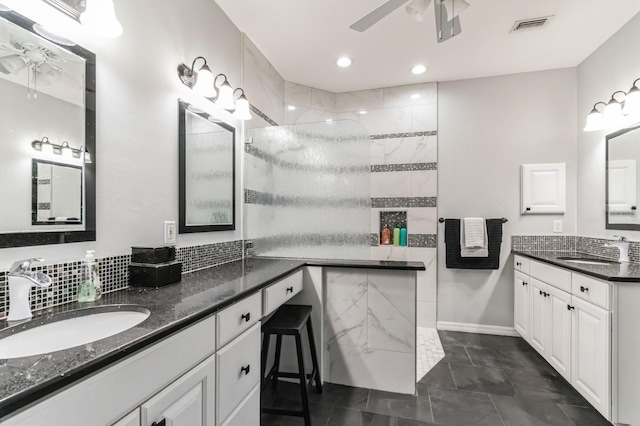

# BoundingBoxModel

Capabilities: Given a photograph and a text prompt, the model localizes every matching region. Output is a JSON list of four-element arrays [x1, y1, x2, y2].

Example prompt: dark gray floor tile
[[417, 363, 457, 395], [465, 347, 525, 370], [366, 389, 433, 423], [261, 400, 333, 426], [558, 404, 611, 426], [308, 383, 370, 411], [476, 334, 535, 352], [492, 395, 573, 426], [440, 344, 473, 366], [449, 364, 516, 397], [429, 387, 504, 426], [504, 368, 589, 406], [396, 418, 440, 426], [327, 407, 396, 426]]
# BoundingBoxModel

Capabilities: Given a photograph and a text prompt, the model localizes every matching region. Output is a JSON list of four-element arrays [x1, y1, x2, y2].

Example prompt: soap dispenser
[[78, 250, 101, 302]]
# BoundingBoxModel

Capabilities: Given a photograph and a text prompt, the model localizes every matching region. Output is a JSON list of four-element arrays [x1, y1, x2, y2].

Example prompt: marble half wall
[[324, 267, 416, 394]]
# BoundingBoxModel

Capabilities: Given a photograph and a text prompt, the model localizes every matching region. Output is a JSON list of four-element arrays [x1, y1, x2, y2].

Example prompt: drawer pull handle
[[580, 286, 589, 293], [539, 291, 548, 298], [152, 420, 166, 426], [241, 364, 251, 375], [516, 262, 521, 266], [567, 305, 575, 311], [286, 286, 294, 294], [241, 312, 251, 322], [522, 281, 528, 286]]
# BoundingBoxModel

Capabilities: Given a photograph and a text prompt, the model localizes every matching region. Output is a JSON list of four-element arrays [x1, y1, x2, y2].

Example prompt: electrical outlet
[[164, 221, 176, 244], [553, 220, 563, 233]]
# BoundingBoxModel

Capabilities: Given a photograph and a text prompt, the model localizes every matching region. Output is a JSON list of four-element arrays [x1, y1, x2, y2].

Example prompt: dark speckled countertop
[[0, 256, 425, 419], [512, 250, 640, 282]]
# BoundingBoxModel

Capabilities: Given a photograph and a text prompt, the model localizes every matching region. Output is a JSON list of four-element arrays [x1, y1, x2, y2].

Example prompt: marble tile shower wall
[[0, 240, 244, 320], [511, 235, 640, 263]]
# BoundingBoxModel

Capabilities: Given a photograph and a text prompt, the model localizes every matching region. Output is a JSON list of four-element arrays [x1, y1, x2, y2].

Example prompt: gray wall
[[437, 68, 578, 328], [577, 11, 640, 238]]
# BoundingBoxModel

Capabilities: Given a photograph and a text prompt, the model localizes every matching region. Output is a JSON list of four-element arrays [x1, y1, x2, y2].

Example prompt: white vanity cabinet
[[513, 257, 612, 420], [113, 409, 141, 426]]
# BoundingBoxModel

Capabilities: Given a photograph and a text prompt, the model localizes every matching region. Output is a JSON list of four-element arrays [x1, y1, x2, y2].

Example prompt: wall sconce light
[[585, 79, 640, 132], [31, 137, 86, 161], [177, 57, 252, 120]]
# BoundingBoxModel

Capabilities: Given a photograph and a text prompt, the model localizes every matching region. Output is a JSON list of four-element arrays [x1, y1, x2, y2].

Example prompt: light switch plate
[[553, 220, 563, 233], [164, 221, 176, 244]]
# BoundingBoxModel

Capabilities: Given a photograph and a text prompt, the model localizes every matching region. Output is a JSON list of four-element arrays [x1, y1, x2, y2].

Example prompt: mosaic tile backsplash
[[511, 235, 640, 263], [0, 240, 244, 320]]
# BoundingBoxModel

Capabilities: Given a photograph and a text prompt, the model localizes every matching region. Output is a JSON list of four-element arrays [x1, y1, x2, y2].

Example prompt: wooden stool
[[261, 304, 322, 425]]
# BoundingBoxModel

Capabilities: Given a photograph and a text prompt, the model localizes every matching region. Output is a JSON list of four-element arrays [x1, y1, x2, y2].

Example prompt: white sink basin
[[0, 305, 150, 359]]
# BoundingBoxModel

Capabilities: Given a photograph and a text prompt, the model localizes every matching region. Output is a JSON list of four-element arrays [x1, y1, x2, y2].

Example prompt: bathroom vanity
[[512, 250, 640, 424], [0, 257, 423, 426]]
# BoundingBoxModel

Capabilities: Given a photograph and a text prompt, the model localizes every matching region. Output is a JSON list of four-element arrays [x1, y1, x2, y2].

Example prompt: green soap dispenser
[[78, 250, 101, 302]]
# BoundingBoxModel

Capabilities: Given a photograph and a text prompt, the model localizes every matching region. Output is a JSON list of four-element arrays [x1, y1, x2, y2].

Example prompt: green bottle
[[393, 224, 400, 246]]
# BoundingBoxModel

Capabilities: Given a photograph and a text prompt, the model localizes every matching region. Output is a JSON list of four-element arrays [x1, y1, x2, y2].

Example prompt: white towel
[[463, 217, 485, 248], [460, 218, 488, 258]]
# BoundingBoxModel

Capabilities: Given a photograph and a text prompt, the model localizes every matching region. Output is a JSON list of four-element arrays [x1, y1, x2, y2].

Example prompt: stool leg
[[295, 333, 311, 426], [261, 333, 271, 390], [306, 319, 322, 394], [272, 334, 283, 390]]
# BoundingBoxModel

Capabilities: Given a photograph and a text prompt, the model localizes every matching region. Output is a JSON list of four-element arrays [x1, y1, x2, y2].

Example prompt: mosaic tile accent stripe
[[370, 131, 437, 140], [250, 105, 278, 126], [370, 233, 379, 246], [245, 144, 369, 174], [511, 235, 577, 252], [176, 240, 244, 273], [371, 197, 437, 208], [371, 163, 437, 172], [409, 234, 437, 248], [245, 189, 371, 208]]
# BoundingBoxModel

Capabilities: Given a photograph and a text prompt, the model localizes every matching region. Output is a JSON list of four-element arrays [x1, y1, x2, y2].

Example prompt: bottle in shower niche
[[381, 223, 392, 245], [393, 224, 400, 246], [400, 224, 407, 246], [77, 250, 100, 302]]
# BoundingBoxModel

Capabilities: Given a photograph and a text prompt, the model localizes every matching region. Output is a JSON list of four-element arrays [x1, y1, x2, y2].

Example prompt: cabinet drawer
[[216, 323, 261, 425], [221, 384, 260, 426], [514, 255, 530, 275], [217, 291, 262, 348], [263, 271, 303, 316], [530, 260, 571, 293], [572, 273, 611, 310]]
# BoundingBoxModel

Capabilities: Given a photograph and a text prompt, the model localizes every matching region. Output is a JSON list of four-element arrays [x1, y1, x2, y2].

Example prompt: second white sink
[[0, 305, 150, 359]]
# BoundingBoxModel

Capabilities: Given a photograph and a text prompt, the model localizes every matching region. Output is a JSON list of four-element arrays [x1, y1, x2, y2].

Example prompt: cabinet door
[[521, 163, 566, 214], [514, 271, 530, 341], [141, 355, 215, 426], [546, 286, 572, 381], [571, 297, 611, 420], [529, 278, 550, 355], [113, 409, 140, 426]]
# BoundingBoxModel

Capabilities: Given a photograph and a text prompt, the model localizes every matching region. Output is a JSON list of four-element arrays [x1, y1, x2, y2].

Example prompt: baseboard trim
[[436, 321, 519, 337]]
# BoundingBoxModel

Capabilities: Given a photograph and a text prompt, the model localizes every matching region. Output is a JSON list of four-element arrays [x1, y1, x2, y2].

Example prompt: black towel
[[445, 219, 503, 269]]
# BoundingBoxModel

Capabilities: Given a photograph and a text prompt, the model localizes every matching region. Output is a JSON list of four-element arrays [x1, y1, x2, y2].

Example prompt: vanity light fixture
[[31, 137, 83, 159], [584, 78, 640, 132], [232, 88, 252, 120], [79, 0, 123, 38], [177, 57, 252, 120]]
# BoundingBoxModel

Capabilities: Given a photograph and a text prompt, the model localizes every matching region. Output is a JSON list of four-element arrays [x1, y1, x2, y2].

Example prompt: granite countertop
[[512, 250, 640, 282], [0, 256, 425, 419]]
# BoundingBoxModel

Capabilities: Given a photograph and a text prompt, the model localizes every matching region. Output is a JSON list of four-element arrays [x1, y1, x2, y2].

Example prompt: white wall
[[577, 11, 640, 238], [438, 68, 577, 328], [0, 0, 243, 268]]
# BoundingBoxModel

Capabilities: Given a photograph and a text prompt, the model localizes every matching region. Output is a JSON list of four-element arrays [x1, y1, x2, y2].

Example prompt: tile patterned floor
[[261, 330, 612, 425], [417, 327, 445, 381]]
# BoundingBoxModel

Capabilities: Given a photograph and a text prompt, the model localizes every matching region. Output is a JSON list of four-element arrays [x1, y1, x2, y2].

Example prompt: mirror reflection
[[0, 9, 95, 247], [33, 159, 82, 225], [179, 100, 235, 233], [607, 124, 640, 230]]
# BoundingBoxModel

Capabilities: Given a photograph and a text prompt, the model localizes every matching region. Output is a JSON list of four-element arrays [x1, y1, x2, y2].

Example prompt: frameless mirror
[[606, 124, 640, 230], [0, 8, 95, 248], [179, 100, 235, 233]]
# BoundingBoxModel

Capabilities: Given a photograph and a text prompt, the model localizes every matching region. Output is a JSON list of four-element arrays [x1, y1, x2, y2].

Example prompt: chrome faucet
[[7, 258, 52, 321], [605, 236, 630, 263]]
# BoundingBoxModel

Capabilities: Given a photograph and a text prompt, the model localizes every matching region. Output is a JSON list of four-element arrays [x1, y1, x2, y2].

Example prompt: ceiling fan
[[350, 0, 470, 42]]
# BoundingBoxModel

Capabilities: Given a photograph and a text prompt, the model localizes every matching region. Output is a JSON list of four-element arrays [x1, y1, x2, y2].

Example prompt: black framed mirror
[[606, 124, 640, 230], [0, 8, 96, 248], [178, 100, 236, 233]]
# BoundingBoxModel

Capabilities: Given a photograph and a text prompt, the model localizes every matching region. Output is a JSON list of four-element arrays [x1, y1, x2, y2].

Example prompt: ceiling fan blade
[[350, 0, 410, 32]]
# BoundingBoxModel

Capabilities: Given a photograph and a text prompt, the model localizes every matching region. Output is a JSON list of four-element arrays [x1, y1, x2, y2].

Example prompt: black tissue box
[[129, 261, 182, 288], [131, 246, 176, 264]]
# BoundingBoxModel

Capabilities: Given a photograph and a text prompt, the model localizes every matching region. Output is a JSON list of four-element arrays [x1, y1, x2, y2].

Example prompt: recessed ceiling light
[[411, 93, 422, 100], [287, 105, 296, 111], [411, 65, 427, 75], [326, 118, 333, 122], [337, 57, 353, 68], [358, 110, 367, 115]]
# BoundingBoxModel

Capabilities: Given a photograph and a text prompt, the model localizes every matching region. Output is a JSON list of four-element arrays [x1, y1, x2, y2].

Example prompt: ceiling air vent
[[510, 16, 554, 33]]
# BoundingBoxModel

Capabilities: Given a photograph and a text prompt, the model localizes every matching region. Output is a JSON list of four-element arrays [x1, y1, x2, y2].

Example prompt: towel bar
[[438, 217, 508, 223]]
